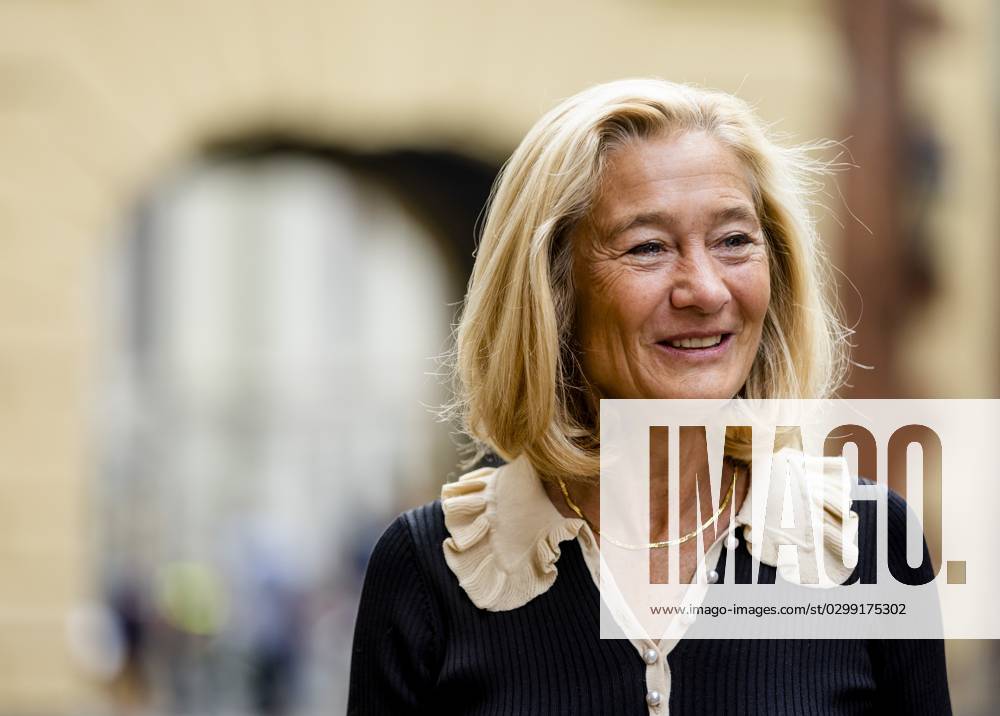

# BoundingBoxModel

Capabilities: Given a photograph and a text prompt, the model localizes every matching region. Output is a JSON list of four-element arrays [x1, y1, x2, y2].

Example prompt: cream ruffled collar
[[441, 450, 860, 612]]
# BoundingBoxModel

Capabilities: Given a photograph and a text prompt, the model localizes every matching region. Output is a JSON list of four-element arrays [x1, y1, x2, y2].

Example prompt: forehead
[[591, 131, 757, 231]]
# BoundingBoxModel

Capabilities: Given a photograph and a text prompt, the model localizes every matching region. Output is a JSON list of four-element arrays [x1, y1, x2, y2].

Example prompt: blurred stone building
[[0, 0, 995, 713]]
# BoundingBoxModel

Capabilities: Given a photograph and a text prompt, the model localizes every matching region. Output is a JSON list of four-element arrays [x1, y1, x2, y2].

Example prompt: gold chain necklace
[[556, 464, 741, 550]]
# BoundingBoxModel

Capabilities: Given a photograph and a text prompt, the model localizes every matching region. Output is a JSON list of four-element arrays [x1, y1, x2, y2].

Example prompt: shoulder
[[850, 477, 918, 533], [366, 500, 448, 579], [399, 499, 448, 548], [355, 500, 458, 639], [350, 502, 449, 711], [850, 478, 936, 586]]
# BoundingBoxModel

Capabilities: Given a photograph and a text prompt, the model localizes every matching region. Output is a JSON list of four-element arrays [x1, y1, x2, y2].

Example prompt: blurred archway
[[94, 142, 496, 714]]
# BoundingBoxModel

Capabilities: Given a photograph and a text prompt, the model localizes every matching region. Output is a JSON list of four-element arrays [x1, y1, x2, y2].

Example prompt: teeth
[[669, 334, 723, 349]]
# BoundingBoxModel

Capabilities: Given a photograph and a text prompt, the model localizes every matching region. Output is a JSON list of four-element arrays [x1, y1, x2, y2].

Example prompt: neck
[[544, 432, 746, 543]]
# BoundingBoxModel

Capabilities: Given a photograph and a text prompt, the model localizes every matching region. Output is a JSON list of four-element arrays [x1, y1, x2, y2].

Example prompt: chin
[[650, 381, 741, 400]]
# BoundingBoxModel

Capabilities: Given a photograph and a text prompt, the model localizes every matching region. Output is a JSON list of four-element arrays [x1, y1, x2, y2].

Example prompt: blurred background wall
[[0, 0, 995, 714]]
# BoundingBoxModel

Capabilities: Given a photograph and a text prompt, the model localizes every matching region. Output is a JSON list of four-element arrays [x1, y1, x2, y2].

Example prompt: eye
[[627, 241, 664, 256], [720, 233, 753, 249]]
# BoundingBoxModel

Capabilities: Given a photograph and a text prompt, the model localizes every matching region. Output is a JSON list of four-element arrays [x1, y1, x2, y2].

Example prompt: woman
[[347, 79, 951, 714]]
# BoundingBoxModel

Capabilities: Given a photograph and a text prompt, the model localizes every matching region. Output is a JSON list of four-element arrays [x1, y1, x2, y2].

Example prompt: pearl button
[[643, 648, 659, 665], [646, 690, 662, 707], [725, 534, 739, 550], [707, 569, 719, 584]]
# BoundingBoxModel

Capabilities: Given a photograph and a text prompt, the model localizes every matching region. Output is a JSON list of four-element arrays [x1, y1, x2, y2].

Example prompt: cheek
[[575, 262, 647, 333], [732, 260, 771, 327], [580, 277, 664, 353]]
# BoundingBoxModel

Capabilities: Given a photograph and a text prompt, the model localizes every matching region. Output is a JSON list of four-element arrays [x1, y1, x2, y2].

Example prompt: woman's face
[[571, 130, 770, 400]]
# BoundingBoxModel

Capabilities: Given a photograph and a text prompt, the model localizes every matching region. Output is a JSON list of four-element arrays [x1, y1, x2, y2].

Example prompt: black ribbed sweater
[[348, 487, 951, 714]]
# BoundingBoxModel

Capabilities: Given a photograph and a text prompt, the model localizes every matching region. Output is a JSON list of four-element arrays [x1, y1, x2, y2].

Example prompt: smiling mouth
[[661, 333, 731, 350], [667, 334, 723, 349]]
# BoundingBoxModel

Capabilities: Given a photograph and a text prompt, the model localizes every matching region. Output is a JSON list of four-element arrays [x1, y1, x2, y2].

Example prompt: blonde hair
[[448, 78, 848, 482]]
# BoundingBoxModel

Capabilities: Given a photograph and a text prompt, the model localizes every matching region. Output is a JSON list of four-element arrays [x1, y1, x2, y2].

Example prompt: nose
[[669, 251, 731, 313]]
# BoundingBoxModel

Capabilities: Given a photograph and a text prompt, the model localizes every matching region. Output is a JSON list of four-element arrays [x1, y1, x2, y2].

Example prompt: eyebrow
[[605, 204, 761, 240]]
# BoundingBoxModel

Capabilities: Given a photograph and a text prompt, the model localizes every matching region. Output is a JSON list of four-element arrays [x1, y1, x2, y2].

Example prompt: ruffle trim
[[441, 457, 585, 611]]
